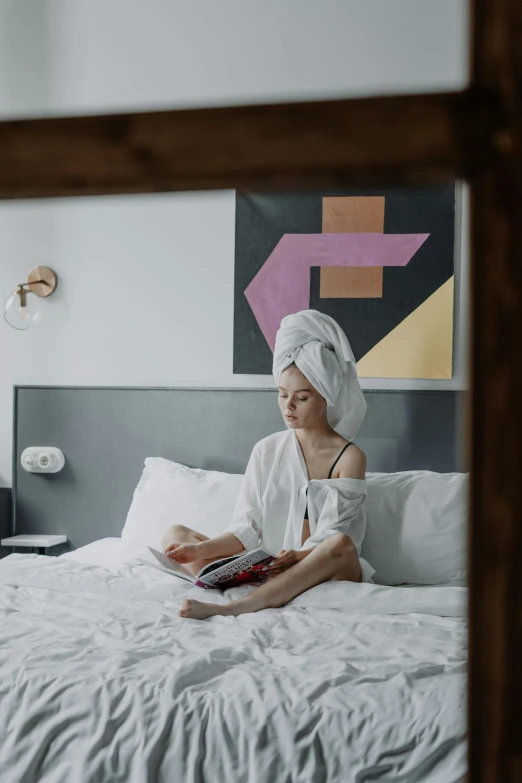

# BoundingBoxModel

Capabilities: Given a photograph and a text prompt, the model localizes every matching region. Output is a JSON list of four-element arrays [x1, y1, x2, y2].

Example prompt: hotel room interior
[[0, 1, 520, 782]]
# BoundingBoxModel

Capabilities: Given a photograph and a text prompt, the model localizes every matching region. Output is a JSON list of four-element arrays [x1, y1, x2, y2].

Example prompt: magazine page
[[197, 555, 242, 578], [196, 548, 275, 589], [146, 548, 197, 584]]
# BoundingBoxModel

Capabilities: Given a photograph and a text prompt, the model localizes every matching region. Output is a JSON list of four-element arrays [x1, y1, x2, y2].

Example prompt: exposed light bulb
[[3, 268, 57, 331], [4, 290, 40, 330]]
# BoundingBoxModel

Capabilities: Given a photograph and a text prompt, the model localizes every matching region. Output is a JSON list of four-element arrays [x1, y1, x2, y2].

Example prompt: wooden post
[[468, 0, 522, 780]]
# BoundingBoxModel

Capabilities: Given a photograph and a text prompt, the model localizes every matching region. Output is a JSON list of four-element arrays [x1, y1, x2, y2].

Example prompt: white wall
[[0, 0, 469, 485]]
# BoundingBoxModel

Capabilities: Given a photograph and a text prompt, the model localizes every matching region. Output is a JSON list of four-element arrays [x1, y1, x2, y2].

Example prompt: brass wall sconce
[[4, 266, 58, 330]]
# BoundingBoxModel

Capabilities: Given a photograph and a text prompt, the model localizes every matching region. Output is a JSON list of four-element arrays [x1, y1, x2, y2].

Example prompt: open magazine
[[140, 546, 276, 590]]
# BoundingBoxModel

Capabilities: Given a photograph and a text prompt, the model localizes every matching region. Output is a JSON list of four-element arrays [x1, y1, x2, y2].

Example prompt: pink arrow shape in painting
[[244, 232, 430, 351]]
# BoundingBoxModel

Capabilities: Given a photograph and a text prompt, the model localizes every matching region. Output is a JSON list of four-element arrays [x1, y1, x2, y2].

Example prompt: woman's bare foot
[[179, 598, 232, 620]]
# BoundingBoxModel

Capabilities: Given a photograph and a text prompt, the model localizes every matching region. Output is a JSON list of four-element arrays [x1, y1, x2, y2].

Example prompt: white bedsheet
[[0, 549, 467, 783], [60, 536, 123, 569]]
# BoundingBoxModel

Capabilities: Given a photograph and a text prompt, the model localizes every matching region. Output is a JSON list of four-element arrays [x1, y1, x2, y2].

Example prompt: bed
[[0, 387, 467, 782]]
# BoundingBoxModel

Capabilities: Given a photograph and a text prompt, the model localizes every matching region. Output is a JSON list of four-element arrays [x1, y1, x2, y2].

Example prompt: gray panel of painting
[[13, 387, 464, 552]]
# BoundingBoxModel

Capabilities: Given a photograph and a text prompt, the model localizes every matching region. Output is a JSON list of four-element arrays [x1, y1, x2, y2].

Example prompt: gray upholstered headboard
[[12, 386, 465, 552]]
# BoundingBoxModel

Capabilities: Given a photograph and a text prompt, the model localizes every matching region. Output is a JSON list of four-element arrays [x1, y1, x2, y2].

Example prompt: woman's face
[[278, 366, 327, 429]]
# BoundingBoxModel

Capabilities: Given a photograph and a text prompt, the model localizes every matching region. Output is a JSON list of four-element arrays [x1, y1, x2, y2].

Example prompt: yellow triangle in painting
[[356, 277, 454, 379]]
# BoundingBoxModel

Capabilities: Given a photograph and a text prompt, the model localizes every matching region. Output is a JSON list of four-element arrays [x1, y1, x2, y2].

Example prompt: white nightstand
[[1, 534, 67, 556]]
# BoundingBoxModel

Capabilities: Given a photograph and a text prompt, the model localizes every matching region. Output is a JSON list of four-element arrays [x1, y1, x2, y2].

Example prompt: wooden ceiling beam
[[0, 88, 500, 200]]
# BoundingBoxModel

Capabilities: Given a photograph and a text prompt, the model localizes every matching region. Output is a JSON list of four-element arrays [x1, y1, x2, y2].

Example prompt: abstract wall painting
[[233, 186, 455, 379]]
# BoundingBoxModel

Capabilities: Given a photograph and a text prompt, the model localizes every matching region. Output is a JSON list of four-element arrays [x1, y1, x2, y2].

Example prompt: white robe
[[226, 430, 375, 583]]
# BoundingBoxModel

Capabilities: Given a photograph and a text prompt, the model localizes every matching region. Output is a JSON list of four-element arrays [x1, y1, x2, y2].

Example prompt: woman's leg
[[161, 524, 220, 577], [180, 533, 362, 620]]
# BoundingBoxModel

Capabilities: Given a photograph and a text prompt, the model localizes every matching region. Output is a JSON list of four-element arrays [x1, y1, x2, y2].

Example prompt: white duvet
[[0, 552, 467, 783]]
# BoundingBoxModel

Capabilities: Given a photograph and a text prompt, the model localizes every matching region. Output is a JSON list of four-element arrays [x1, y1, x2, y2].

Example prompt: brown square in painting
[[322, 196, 385, 233], [320, 266, 383, 298]]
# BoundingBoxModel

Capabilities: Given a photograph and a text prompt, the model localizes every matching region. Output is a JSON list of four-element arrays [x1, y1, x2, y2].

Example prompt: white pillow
[[120, 457, 244, 561], [361, 471, 468, 586]]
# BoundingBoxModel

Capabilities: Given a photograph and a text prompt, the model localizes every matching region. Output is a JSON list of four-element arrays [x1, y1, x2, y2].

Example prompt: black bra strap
[[304, 442, 353, 519], [328, 442, 352, 479]]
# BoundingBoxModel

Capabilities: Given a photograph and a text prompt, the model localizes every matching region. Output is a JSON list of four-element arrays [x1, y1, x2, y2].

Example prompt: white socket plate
[[21, 447, 65, 473]]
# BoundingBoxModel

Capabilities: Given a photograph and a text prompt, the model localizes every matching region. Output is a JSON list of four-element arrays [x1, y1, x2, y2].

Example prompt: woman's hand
[[265, 549, 306, 576], [164, 542, 201, 564]]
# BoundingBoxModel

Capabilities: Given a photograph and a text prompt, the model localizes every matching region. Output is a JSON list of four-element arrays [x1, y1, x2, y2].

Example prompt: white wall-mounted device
[[21, 447, 65, 474]]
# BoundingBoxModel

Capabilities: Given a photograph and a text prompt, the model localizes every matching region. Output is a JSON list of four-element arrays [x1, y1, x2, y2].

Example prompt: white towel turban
[[273, 309, 366, 441]]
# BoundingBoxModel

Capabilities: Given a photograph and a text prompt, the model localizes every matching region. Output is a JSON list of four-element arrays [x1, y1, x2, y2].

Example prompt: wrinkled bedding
[[0, 552, 467, 783]]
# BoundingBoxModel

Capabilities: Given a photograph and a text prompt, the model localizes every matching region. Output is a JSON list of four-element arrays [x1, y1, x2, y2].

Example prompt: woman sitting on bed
[[162, 309, 375, 620]]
